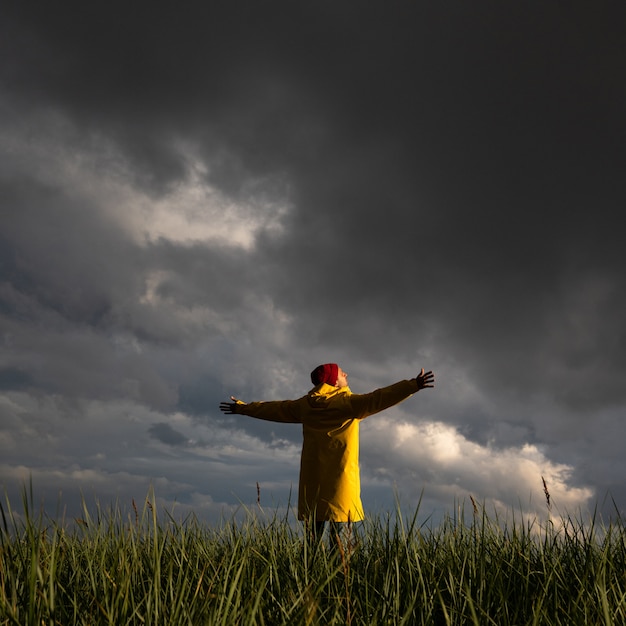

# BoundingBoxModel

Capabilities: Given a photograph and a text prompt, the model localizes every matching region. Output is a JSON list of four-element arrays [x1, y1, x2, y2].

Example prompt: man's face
[[335, 367, 348, 388]]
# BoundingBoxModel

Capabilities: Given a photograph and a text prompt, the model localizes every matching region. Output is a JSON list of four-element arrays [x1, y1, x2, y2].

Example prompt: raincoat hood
[[307, 383, 351, 409]]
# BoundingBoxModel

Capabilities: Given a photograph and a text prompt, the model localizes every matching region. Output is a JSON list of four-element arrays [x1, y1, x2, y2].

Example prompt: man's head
[[310, 363, 349, 388]]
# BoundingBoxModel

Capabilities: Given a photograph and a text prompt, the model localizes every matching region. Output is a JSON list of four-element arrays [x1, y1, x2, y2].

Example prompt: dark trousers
[[311, 520, 358, 551]]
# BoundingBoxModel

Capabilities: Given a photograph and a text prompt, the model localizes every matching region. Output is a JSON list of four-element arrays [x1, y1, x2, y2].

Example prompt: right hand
[[416, 369, 435, 390]]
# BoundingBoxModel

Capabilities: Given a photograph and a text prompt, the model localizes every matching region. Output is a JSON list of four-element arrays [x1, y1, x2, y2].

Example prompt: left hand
[[219, 395, 244, 414]]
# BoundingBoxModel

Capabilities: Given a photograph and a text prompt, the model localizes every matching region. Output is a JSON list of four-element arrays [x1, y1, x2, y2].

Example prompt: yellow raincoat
[[236, 378, 420, 522]]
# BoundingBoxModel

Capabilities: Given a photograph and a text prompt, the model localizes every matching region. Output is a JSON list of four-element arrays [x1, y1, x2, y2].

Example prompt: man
[[219, 364, 434, 537]]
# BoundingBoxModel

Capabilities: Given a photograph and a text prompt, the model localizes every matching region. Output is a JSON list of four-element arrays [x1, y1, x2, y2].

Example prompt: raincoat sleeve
[[348, 379, 420, 420], [235, 400, 302, 424]]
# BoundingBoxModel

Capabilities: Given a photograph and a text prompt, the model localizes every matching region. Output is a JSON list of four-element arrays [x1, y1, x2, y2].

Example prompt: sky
[[1, 1, 625, 528]]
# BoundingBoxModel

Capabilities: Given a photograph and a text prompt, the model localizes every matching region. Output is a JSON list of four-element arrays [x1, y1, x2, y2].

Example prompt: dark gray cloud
[[1, 1, 625, 523], [148, 422, 188, 447]]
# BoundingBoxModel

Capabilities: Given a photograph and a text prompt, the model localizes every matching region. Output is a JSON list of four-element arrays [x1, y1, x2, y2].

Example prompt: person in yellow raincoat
[[219, 363, 434, 538]]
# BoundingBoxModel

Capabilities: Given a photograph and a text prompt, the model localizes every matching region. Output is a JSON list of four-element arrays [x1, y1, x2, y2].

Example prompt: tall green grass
[[2, 487, 626, 625]]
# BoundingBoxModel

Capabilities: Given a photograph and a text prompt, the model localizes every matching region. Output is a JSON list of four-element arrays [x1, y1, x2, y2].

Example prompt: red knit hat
[[310, 363, 339, 386]]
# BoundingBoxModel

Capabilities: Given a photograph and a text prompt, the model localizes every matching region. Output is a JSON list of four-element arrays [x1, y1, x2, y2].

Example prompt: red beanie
[[310, 363, 339, 386]]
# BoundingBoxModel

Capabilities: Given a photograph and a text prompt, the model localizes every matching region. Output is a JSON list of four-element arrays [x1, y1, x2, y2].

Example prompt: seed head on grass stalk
[[470, 494, 479, 518], [542, 476, 551, 512], [132, 498, 139, 529]]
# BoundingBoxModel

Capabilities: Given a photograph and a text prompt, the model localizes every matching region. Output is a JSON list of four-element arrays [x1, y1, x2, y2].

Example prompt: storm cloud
[[1, 1, 625, 524]]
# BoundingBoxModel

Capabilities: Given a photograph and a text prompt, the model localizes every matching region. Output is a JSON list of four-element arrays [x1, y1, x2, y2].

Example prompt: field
[[2, 489, 626, 625]]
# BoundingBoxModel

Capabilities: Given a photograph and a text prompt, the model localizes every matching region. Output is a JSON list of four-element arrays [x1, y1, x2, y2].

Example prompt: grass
[[2, 487, 626, 625]]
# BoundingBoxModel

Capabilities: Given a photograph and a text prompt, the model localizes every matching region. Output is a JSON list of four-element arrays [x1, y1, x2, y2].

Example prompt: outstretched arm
[[219, 395, 301, 423], [349, 368, 435, 419]]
